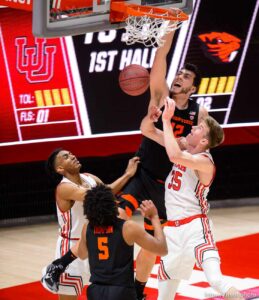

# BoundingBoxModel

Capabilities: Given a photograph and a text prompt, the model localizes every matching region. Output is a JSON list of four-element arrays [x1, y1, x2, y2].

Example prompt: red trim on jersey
[[200, 153, 216, 187], [60, 210, 72, 246], [158, 260, 171, 280], [194, 217, 217, 267], [195, 182, 209, 214], [59, 273, 83, 295], [61, 234, 79, 240]]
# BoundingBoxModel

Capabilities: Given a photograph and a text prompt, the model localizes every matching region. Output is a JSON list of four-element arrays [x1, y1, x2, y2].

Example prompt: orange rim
[[110, 1, 188, 23]]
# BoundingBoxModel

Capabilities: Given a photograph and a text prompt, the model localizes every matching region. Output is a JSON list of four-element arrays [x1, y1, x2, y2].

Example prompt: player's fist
[[162, 97, 176, 121], [139, 200, 158, 219]]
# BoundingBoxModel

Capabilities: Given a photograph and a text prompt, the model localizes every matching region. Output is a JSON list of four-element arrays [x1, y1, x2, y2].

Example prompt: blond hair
[[204, 116, 224, 148]]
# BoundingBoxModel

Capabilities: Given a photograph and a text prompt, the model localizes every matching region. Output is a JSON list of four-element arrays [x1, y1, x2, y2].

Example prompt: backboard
[[33, 0, 193, 37]]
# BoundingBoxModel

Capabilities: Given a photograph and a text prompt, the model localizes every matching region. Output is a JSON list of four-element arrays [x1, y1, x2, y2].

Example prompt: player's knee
[[203, 258, 232, 295], [207, 274, 232, 295]]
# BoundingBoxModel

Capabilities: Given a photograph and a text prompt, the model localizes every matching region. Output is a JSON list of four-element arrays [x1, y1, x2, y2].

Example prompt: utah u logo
[[15, 37, 56, 83], [198, 32, 241, 63]]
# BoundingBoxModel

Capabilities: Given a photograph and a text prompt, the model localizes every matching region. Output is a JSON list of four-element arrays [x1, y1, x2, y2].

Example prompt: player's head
[[204, 116, 225, 148], [186, 116, 224, 149], [84, 184, 118, 227], [170, 63, 201, 97], [46, 148, 81, 180]]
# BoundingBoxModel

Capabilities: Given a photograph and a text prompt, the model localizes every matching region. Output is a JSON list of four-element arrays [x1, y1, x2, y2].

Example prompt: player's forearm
[[140, 115, 155, 137], [163, 119, 182, 161], [108, 173, 132, 194], [70, 243, 79, 258], [70, 240, 87, 260], [150, 31, 175, 107], [151, 215, 168, 256], [156, 31, 175, 57], [140, 115, 164, 146]]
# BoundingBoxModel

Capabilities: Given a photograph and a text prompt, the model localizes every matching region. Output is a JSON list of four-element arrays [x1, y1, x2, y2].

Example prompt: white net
[[124, 10, 182, 47]]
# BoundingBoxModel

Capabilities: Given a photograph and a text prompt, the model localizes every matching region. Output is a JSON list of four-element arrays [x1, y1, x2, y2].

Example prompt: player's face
[[170, 69, 196, 96], [186, 121, 209, 147], [55, 150, 81, 174]]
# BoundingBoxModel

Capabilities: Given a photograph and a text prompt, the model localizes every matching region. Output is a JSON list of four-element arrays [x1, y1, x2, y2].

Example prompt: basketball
[[119, 64, 150, 96]]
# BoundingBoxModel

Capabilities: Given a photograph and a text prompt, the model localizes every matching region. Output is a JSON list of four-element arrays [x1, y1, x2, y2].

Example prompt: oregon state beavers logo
[[198, 32, 241, 63]]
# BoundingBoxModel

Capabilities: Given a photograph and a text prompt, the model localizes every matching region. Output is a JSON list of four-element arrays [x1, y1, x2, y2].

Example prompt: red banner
[[0, 8, 83, 143], [0, 0, 32, 11], [0, 0, 94, 11]]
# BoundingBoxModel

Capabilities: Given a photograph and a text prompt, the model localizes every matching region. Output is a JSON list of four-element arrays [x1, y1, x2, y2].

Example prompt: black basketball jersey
[[86, 218, 134, 287], [137, 99, 199, 181]]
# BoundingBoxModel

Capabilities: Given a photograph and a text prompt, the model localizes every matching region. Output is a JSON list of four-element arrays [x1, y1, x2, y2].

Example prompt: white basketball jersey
[[56, 173, 97, 239], [165, 152, 215, 220]]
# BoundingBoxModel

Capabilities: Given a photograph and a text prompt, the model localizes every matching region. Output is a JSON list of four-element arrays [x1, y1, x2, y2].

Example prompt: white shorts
[[55, 236, 90, 296], [158, 217, 220, 281]]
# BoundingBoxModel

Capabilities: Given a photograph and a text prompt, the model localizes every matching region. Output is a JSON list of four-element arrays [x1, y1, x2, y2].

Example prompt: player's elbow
[[154, 239, 168, 256], [77, 249, 87, 260], [168, 153, 181, 164], [140, 121, 153, 138], [77, 243, 88, 260], [157, 244, 168, 257]]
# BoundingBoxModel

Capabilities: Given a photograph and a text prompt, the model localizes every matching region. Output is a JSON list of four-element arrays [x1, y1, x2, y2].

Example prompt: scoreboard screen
[[0, 0, 259, 165]]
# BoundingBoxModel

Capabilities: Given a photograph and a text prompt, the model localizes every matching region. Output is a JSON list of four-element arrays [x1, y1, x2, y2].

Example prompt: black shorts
[[87, 283, 137, 300], [117, 167, 167, 234]]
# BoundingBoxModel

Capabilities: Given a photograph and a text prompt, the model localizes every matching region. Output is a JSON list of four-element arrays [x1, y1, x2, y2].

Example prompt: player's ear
[[191, 86, 197, 94], [56, 165, 64, 175], [200, 138, 209, 147]]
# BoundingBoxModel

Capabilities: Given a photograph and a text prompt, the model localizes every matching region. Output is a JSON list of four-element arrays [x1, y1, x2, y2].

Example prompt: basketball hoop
[[110, 1, 189, 47]]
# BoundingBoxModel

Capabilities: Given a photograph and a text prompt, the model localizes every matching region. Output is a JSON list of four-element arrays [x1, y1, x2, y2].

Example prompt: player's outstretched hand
[[140, 200, 159, 220], [125, 156, 140, 178], [162, 96, 176, 122]]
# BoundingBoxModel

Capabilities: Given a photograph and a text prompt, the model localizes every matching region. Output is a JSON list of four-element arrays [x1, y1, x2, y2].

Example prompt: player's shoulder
[[56, 180, 75, 194], [123, 219, 140, 233], [122, 220, 139, 246], [83, 173, 102, 184]]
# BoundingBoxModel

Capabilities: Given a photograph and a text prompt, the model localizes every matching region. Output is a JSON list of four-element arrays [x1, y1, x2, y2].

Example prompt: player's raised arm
[[162, 98, 223, 174], [123, 200, 168, 256], [107, 156, 140, 194], [198, 106, 209, 123], [150, 30, 176, 108], [56, 183, 88, 202], [140, 105, 164, 146]]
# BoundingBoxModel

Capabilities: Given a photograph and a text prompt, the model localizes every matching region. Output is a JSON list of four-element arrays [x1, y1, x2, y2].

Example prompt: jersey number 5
[[97, 237, 109, 260], [168, 170, 182, 191]]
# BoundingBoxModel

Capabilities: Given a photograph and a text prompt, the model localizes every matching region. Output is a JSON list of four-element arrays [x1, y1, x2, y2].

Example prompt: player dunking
[[118, 30, 208, 299], [41, 148, 139, 299], [141, 97, 244, 300]]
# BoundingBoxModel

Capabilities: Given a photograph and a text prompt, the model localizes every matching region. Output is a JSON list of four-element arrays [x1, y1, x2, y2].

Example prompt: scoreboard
[[0, 0, 259, 165]]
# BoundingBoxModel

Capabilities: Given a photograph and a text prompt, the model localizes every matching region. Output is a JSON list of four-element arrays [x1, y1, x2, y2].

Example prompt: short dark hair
[[45, 148, 63, 181], [182, 63, 201, 88], [84, 184, 118, 227]]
